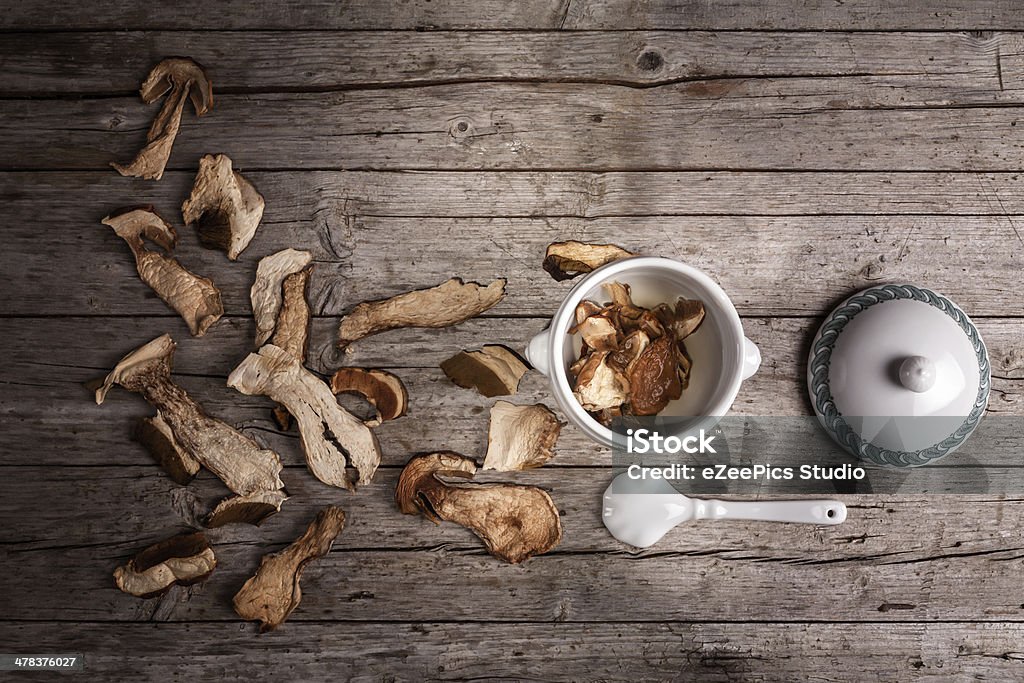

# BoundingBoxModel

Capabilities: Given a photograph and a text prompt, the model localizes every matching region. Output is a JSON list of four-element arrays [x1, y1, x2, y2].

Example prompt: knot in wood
[[448, 117, 475, 140], [637, 49, 664, 73]]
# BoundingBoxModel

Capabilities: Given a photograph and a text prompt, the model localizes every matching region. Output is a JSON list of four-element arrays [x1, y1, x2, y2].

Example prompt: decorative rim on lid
[[809, 284, 990, 467]]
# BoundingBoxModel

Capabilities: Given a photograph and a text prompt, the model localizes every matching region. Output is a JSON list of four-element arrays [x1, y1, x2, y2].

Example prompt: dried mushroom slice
[[573, 300, 603, 327], [112, 57, 213, 180], [228, 344, 381, 490], [543, 241, 633, 281], [627, 335, 682, 416], [396, 452, 562, 564], [234, 506, 346, 632], [483, 401, 563, 471], [251, 248, 314, 346], [114, 532, 216, 598], [329, 368, 408, 425], [270, 266, 313, 361], [575, 313, 619, 352], [103, 207, 223, 337], [603, 281, 633, 308], [134, 412, 200, 485], [573, 351, 630, 412], [675, 341, 693, 390], [608, 330, 651, 374], [671, 298, 706, 339], [568, 353, 589, 379], [206, 490, 289, 528], [267, 265, 314, 431], [96, 334, 285, 496], [182, 154, 265, 260], [337, 278, 506, 349], [440, 345, 529, 398]]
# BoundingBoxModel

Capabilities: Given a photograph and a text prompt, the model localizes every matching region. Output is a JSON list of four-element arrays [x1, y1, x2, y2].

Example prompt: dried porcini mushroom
[[103, 207, 224, 337], [134, 412, 200, 485], [543, 241, 633, 281], [267, 264, 314, 431], [573, 313, 618, 352], [96, 334, 285, 496], [114, 532, 216, 598], [627, 335, 682, 416], [569, 282, 705, 423], [483, 401, 563, 471], [575, 300, 603, 325], [234, 506, 346, 632], [573, 351, 629, 412], [182, 154, 265, 260], [251, 248, 314, 347], [112, 57, 213, 181], [330, 368, 408, 426], [396, 452, 562, 564], [206, 490, 289, 528], [608, 330, 651, 374], [658, 298, 706, 340], [440, 345, 529, 397], [337, 277, 506, 349], [270, 266, 313, 361], [228, 344, 381, 490]]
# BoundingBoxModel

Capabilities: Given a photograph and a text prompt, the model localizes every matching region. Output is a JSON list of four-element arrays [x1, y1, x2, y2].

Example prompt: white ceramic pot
[[525, 257, 761, 448]]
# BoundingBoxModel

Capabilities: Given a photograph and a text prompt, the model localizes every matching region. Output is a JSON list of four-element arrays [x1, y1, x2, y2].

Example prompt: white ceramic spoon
[[602, 473, 847, 549]]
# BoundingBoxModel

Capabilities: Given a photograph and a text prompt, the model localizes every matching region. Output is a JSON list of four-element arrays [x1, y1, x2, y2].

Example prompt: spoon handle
[[692, 499, 847, 525]]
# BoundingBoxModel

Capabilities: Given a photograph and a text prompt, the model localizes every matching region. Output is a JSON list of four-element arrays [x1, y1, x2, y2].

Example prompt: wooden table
[[2, 2, 1024, 680]]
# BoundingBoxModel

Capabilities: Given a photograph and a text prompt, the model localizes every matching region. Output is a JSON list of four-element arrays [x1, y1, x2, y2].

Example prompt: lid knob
[[899, 355, 936, 393]]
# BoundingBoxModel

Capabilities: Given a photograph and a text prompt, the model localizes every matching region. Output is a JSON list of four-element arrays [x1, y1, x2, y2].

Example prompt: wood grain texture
[[5, 522, 1024, 622], [5, 78, 1024, 172], [561, 1, 1024, 31], [12, 169, 1024, 219], [3, 169, 1024, 317], [5, 464, 1024, 558], [3, 7, 1024, 680], [1, 622, 1021, 682], [0, 1, 566, 31], [0, 30, 1015, 95], [3, 1, 1024, 30], [1, 316, 1020, 467]]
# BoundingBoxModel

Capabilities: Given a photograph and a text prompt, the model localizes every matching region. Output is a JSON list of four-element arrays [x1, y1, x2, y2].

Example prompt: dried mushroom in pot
[[569, 281, 704, 423]]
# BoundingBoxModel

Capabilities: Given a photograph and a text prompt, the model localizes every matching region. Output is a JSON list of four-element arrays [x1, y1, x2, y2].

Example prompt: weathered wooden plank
[[5, 83, 1024, 172], [4, 532, 1024, 622], [0, 30, 1011, 95], [0, 1, 566, 31], [0, 622, 1021, 681], [2, 1, 1023, 31], [1, 316, 1020, 468], [5, 464, 1024, 560], [3, 195, 1023, 316], [12, 170, 1024, 219], [562, 1, 1024, 31]]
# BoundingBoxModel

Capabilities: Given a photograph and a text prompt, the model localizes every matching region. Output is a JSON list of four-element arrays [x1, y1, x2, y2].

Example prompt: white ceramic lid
[[808, 285, 990, 466]]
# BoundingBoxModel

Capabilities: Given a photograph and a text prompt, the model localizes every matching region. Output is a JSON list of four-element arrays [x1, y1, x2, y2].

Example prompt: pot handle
[[525, 328, 552, 377], [742, 337, 761, 380]]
